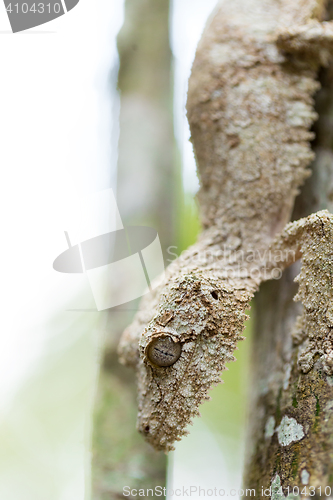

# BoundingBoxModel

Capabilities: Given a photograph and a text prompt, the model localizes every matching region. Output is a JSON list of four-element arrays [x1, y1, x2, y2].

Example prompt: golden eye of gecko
[[147, 336, 181, 367]]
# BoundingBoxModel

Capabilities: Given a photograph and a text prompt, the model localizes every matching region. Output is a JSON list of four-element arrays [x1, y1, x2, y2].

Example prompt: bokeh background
[[0, 1, 252, 499]]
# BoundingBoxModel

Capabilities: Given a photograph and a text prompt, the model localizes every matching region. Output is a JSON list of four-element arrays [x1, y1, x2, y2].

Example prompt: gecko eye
[[147, 336, 182, 367], [211, 291, 218, 300]]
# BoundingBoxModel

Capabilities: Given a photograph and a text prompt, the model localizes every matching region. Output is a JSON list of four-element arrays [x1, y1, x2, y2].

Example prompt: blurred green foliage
[[200, 315, 252, 442], [177, 192, 201, 253]]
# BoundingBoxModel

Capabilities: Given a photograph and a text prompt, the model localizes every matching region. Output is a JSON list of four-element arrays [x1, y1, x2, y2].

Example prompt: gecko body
[[118, 0, 333, 452]]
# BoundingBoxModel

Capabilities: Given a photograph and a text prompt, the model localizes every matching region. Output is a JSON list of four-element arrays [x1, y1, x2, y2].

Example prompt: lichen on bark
[[244, 44, 333, 500]]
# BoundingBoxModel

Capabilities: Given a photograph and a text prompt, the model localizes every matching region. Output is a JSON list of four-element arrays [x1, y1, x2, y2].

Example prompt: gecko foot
[[276, 20, 333, 65]]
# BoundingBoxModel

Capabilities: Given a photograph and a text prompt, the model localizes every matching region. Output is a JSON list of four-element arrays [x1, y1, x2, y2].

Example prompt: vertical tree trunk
[[116, 0, 178, 244], [92, 0, 178, 497], [244, 19, 333, 497]]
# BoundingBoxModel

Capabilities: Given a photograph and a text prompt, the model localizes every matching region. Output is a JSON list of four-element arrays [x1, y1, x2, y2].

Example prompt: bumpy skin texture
[[271, 211, 333, 376], [118, 0, 333, 452]]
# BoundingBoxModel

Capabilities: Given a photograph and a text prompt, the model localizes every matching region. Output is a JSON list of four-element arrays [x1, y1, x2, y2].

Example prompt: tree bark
[[244, 16, 333, 499]]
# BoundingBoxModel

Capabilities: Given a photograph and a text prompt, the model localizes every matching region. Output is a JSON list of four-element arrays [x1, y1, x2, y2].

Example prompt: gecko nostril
[[144, 425, 150, 433], [211, 291, 219, 300]]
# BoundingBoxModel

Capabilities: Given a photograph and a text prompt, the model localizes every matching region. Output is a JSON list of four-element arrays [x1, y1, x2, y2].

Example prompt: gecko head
[[135, 273, 249, 452]]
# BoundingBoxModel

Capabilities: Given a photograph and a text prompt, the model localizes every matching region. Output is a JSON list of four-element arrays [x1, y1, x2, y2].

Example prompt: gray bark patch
[[277, 416, 305, 446]]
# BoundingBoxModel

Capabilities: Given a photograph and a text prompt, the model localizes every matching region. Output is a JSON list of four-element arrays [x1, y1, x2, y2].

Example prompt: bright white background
[[0, 1, 243, 499], [0, 2, 123, 499]]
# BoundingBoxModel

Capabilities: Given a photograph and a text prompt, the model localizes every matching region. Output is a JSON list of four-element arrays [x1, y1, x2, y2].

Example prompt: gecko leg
[[276, 20, 333, 65], [269, 210, 333, 375]]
